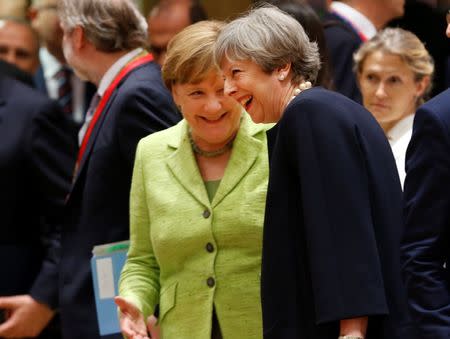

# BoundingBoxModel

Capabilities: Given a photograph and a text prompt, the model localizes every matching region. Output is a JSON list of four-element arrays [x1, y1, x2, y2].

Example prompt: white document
[[96, 257, 115, 299]]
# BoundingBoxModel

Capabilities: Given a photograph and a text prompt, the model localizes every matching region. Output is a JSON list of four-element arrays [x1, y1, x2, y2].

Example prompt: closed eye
[[189, 91, 204, 96], [231, 69, 241, 76]]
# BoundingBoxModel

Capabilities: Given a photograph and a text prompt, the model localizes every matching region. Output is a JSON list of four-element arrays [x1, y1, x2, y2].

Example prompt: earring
[[279, 74, 285, 81]]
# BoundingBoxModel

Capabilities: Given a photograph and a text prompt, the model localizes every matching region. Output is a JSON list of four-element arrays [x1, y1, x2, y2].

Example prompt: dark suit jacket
[[0, 75, 76, 336], [57, 60, 180, 339], [261, 87, 416, 339], [402, 88, 450, 338], [0, 60, 35, 88], [323, 12, 363, 103]]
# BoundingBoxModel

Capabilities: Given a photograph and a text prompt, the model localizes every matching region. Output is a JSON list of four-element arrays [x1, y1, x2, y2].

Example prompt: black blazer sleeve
[[280, 95, 388, 321], [28, 99, 77, 308], [402, 89, 450, 338]]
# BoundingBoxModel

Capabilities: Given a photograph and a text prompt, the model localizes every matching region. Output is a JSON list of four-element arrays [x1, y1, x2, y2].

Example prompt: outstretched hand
[[115, 296, 149, 339]]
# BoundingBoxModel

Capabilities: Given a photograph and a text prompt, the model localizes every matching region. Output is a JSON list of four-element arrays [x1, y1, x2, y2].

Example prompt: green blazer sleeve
[[119, 139, 160, 319]]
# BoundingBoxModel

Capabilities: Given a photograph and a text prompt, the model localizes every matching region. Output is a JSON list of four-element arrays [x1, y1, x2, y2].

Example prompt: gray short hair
[[214, 5, 320, 85], [59, 0, 148, 52]]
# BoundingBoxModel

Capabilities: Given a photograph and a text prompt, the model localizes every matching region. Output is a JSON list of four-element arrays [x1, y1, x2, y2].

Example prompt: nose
[[446, 23, 450, 38], [204, 96, 222, 113], [375, 82, 387, 99], [4, 50, 17, 65], [224, 78, 237, 97]]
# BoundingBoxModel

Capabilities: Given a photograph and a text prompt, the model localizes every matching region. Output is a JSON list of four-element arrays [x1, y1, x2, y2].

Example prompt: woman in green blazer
[[115, 21, 270, 339]]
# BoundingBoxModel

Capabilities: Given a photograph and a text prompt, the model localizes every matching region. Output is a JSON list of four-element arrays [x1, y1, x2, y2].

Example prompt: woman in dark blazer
[[215, 5, 415, 339]]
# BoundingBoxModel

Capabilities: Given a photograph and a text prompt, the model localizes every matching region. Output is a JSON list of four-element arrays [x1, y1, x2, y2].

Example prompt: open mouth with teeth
[[200, 112, 228, 123], [240, 96, 253, 111]]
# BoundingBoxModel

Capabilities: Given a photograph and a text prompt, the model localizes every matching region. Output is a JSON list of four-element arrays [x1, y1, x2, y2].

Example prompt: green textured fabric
[[119, 113, 271, 338], [204, 180, 221, 202]]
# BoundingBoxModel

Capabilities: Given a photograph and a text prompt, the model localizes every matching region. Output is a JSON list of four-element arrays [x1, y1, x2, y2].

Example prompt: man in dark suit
[[0, 61, 76, 338], [30, 0, 96, 126], [323, 0, 405, 103], [402, 15, 450, 338], [55, 1, 179, 338]]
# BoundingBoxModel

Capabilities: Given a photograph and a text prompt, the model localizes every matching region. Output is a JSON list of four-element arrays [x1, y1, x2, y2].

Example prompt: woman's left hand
[[115, 296, 149, 339]]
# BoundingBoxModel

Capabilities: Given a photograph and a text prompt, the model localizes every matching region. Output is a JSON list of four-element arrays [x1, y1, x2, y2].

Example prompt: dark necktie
[[55, 66, 73, 116], [78, 93, 101, 145]]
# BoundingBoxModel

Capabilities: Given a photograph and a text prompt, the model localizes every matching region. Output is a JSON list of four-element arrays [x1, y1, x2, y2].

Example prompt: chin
[[247, 112, 264, 124]]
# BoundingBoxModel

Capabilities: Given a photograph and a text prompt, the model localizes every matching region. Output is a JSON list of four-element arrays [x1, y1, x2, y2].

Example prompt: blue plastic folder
[[91, 240, 129, 336]]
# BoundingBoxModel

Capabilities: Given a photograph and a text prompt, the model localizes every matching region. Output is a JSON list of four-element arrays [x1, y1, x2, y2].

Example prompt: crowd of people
[[0, 0, 449, 338]]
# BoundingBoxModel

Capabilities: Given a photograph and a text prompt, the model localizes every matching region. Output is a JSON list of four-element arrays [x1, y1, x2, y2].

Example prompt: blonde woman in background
[[354, 28, 434, 186]]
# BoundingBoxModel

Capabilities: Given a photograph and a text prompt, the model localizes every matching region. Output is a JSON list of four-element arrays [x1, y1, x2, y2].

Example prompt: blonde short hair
[[354, 28, 434, 101], [162, 20, 225, 91]]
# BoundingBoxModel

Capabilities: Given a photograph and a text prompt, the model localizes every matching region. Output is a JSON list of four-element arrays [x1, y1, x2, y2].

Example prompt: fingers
[[115, 296, 138, 316], [121, 317, 149, 339], [114, 296, 129, 311], [115, 297, 148, 338], [0, 296, 20, 310], [0, 312, 18, 337], [147, 315, 160, 339], [147, 315, 158, 329]]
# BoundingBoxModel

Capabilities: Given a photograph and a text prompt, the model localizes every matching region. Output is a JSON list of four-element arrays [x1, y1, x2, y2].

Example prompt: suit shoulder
[[0, 76, 59, 116], [2, 76, 53, 104], [117, 62, 172, 103], [323, 15, 361, 42], [138, 120, 184, 150], [419, 89, 450, 117], [289, 87, 361, 114], [283, 87, 376, 132], [415, 89, 450, 132], [121, 61, 163, 86]]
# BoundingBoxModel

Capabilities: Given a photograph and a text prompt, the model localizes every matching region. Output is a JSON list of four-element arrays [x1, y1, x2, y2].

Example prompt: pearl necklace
[[188, 130, 233, 158], [291, 81, 312, 102]]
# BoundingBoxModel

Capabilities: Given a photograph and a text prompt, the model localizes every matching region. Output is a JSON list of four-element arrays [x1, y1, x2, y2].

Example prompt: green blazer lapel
[[212, 113, 265, 208], [166, 121, 210, 207]]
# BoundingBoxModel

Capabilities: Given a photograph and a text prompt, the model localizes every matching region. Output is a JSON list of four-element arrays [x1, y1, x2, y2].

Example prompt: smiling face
[[221, 58, 288, 124], [172, 70, 242, 151], [358, 51, 428, 132]]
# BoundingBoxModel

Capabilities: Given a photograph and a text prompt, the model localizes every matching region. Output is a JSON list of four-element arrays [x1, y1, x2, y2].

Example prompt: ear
[[72, 26, 86, 51], [171, 85, 180, 104], [275, 63, 292, 81], [356, 71, 363, 89], [171, 84, 182, 112], [414, 75, 430, 98]]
